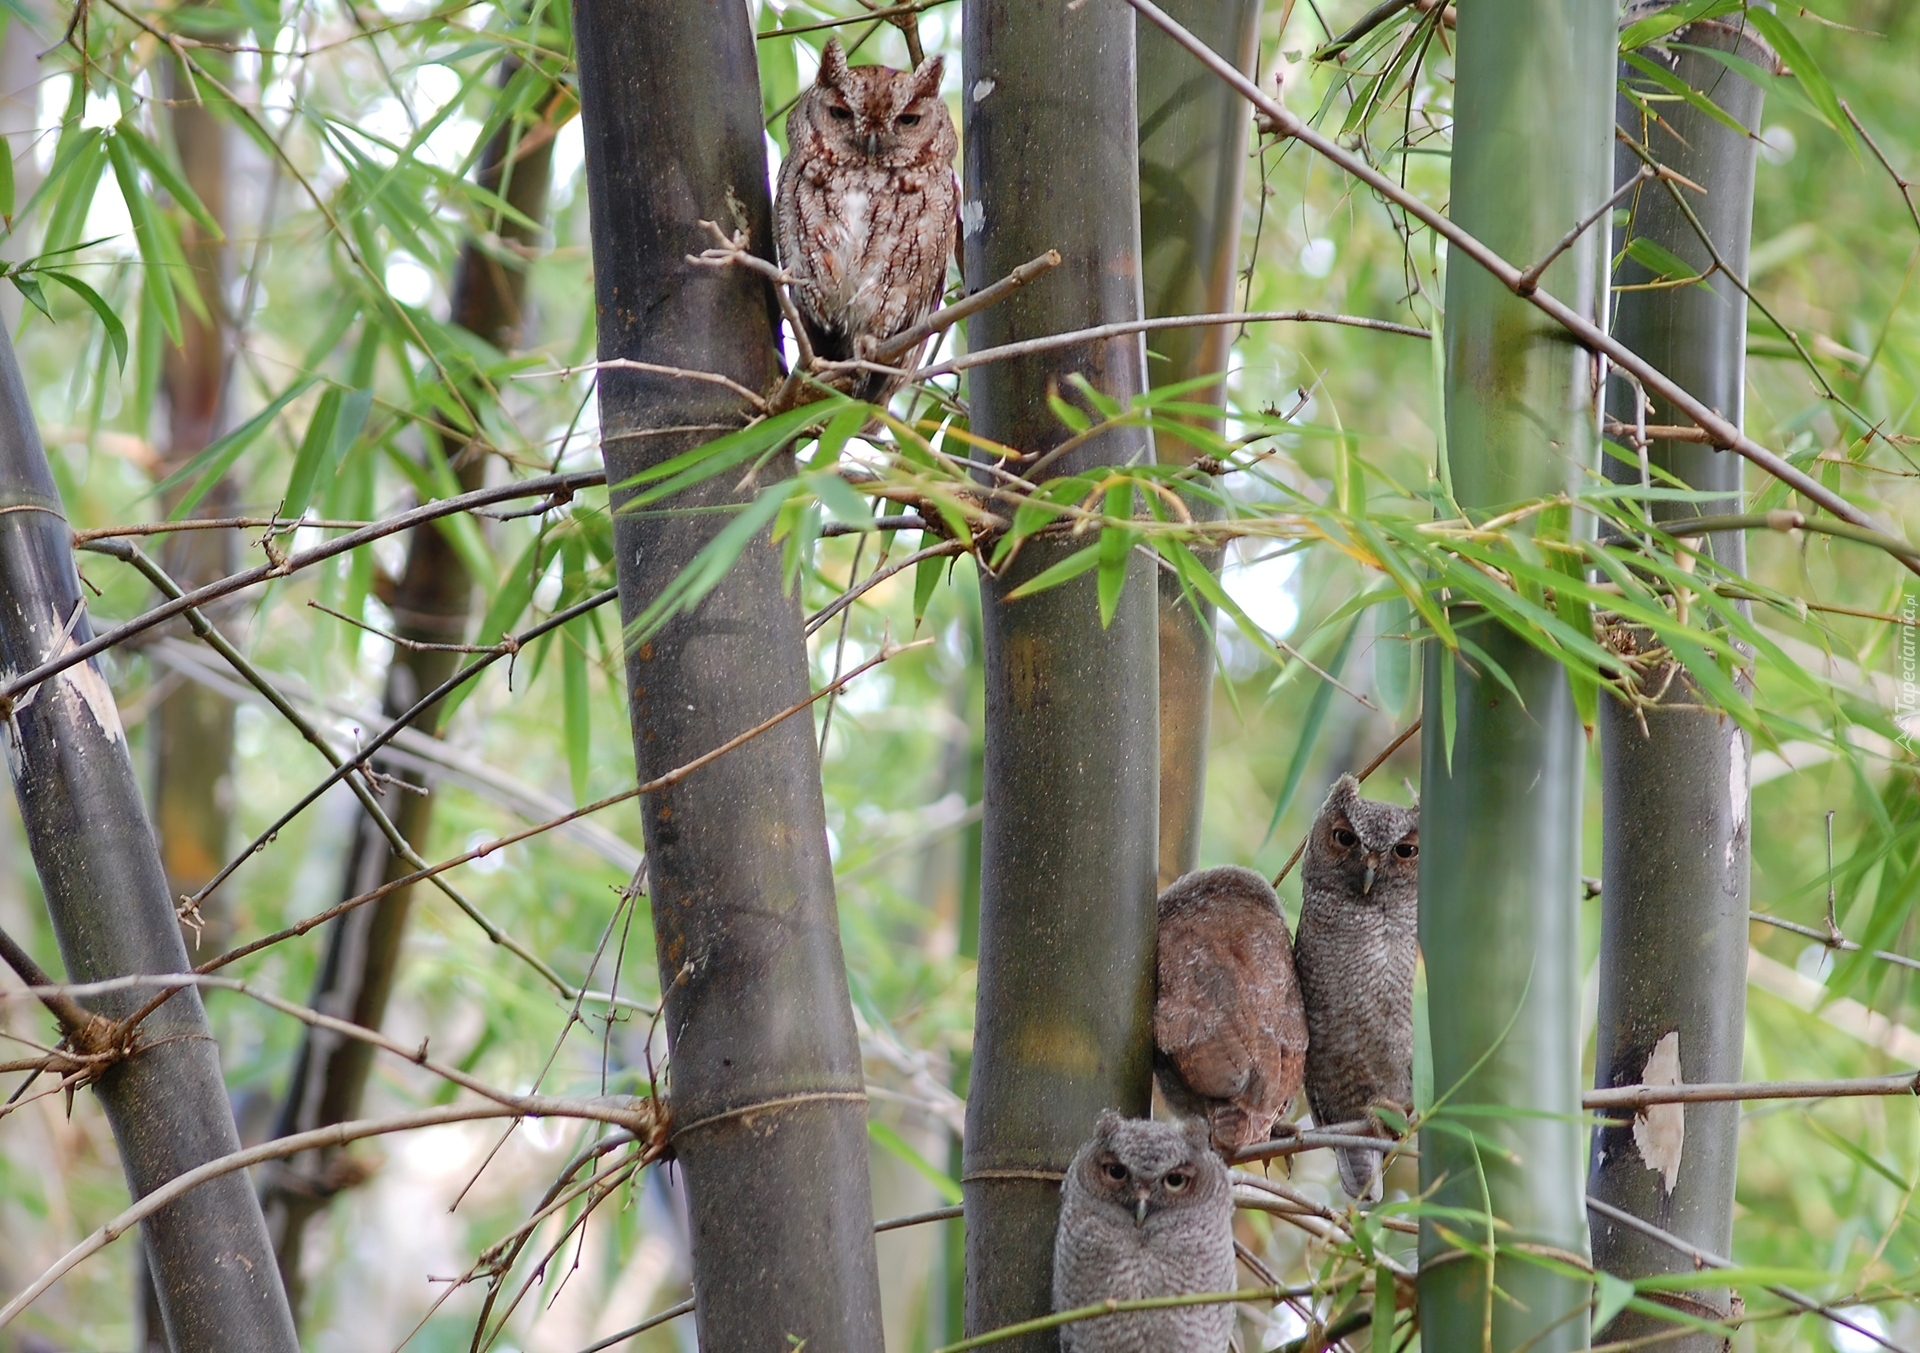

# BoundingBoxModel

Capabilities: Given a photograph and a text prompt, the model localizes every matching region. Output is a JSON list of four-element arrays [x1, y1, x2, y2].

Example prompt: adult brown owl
[[1293, 775, 1420, 1200], [776, 39, 958, 405], [1154, 865, 1309, 1153]]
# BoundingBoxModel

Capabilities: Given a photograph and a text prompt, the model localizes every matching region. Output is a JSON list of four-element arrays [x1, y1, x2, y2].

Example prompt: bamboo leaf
[[1619, 52, 1749, 138], [868, 1120, 963, 1205], [116, 120, 223, 238], [0, 129, 13, 225], [105, 132, 181, 345], [1618, 0, 1742, 52], [1261, 619, 1358, 847], [1003, 541, 1101, 602], [440, 535, 547, 726], [563, 537, 592, 806], [10, 272, 50, 320], [912, 551, 944, 632], [151, 377, 318, 517], [283, 388, 346, 520], [1624, 236, 1703, 285], [1743, 9, 1857, 154], [39, 271, 128, 372]]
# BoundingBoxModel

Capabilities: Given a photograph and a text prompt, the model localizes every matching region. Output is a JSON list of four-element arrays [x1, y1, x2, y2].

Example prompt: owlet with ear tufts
[[1154, 865, 1309, 1153], [1293, 774, 1420, 1200], [776, 39, 958, 405], [1053, 1112, 1235, 1353]]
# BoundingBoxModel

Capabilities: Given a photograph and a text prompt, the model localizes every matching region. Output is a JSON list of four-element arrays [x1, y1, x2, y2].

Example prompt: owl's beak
[[1133, 1192, 1151, 1227], [865, 131, 879, 158], [1362, 853, 1379, 895]]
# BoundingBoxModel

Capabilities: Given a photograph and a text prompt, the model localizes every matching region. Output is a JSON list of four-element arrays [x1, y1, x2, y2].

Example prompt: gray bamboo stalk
[[962, 0, 1161, 1343], [572, 2, 886, 1347], [1417, 0, 1611, 1348], [259, 66, 561, 1310], [1137, 0, 1260, 886], [1590, 11, 1770, 1347], [0, 324, 298, 1352]]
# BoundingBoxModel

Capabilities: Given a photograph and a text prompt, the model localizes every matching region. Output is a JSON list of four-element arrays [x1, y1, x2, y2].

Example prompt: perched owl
[[1292, 774, 1420, 1201], [776, 39, 958, 405], [1053, 1112, 1236, 1353], [1154, 865, 1309, 1153]]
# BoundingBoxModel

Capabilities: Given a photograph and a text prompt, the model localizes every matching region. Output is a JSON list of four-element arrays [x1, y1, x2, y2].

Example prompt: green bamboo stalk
[[1590, 11, 1770, 1348], [1137, 0, 1260, 886], [1418, 1, 1612, 1348], [962, 0, 1161, 1344], [572, 2, 885, 1347], [258, 65, 561, 1314], [0, 324, 298, 1352]]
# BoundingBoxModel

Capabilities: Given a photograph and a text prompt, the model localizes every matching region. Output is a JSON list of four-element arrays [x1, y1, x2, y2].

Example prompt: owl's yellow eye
[[896, 113, 921, 127], [828, 105, 853, 122], [1162, 1171, 1190, 1192], [1333, 827, 1359, 848], [1103, 1162, 1128, 1182], [1394, 842, 1418, 859]]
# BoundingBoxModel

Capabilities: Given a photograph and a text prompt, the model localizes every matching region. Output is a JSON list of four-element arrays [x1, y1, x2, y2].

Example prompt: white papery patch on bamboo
[[1632, 1031, 1685, 1195]]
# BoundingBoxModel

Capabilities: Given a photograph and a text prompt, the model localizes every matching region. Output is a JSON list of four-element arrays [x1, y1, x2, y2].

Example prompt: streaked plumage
[[775, 40, 957, 405], [1293, 775, 1420, 1200], [1053, 1113, 1235, 1353]]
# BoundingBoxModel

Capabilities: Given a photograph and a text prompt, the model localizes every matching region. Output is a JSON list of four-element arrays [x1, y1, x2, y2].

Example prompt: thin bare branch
[[0, 471, 606, 712], [0, 1098, 665, 1335]]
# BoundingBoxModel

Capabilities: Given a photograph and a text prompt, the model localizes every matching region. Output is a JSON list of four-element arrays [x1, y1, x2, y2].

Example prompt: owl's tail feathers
[[1334, 1145, 1387, 1203]]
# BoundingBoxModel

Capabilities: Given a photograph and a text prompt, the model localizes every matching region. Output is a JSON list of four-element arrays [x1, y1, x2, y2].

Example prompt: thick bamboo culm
[[1417, 0, 1613, 1348], [961, 0, 1161, 1343], [572, 1, 886, 1347], [1591, 13, 1771, 1349], [0, 321, 299, 1351]]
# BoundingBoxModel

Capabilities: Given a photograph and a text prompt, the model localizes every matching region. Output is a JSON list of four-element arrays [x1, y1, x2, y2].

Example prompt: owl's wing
[[1157, 905, 1309, 1123]]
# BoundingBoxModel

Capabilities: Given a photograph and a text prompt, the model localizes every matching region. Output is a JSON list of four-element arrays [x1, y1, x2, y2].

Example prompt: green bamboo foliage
[[259, 65, 563, 1311], [0, 322, 299, 1353], [1417, 1, 1613, 1349], [961, 0, 1161, 1344], [572, 2, 886, 1347], [1590, 12, 1771, 1347], [1137, 0, 1261, 886]]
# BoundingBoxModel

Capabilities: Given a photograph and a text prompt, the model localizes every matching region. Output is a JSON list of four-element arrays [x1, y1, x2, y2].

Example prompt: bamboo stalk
[[960, 0, 1161, 1343], [573, 2, 886, 1346], [1415, 2, 1610, 1348], [0, 322, 299, 1351], [1590, 14, 1771, 1348]]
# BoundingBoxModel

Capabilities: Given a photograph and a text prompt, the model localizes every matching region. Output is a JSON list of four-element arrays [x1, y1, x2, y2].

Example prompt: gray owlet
[[775, 39, 958, 405], [1293, 774, 1420, 1200], [1053, 1112, 1236, 1353], [1155, 865, 1309, 1152]]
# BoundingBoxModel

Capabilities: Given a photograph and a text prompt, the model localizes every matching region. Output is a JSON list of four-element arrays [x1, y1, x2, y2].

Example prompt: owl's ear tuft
[[819, 39, 851, 89], [910, 53, 945, 99], [1093, 1108, 1126, 1139], [1324, 773, 1362, 815]]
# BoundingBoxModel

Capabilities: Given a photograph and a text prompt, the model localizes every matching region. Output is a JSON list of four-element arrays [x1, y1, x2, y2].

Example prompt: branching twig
[[0, 471, 607, 712], [0, 1098, 667, 1334]]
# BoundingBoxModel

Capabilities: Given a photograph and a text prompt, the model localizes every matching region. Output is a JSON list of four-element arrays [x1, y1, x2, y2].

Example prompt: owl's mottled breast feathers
[[1294, 775, 1420, 1200], [1053, 1113, 1235, 1353], [775, 40, 958, 403]]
